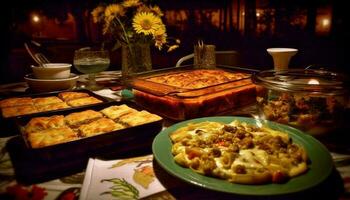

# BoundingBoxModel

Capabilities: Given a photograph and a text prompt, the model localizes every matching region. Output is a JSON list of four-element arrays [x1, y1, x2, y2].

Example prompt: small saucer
[[24, 73, 79, 93]]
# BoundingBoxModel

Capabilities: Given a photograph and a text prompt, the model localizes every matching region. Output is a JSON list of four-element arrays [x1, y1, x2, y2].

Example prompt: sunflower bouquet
[[91, 0, 179, 52]]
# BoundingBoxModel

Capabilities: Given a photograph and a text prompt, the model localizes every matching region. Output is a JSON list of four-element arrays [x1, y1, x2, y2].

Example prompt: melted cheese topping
[[233, 149, 268, 169], [170, 120, 309, 184]]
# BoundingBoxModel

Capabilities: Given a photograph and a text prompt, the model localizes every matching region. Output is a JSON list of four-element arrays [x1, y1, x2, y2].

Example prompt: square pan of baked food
[[127, 65, 259, 120], [14, 101, 163, 162], [0, 89, 110, 136]]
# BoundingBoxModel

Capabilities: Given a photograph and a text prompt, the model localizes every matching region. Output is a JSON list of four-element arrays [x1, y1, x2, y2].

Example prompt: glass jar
[[252, 69, 349, 136], [121, 43, 152, 78]]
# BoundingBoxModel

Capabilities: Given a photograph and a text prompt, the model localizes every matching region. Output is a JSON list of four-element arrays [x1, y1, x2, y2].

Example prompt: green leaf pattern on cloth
[[100, 178, 139, 200]]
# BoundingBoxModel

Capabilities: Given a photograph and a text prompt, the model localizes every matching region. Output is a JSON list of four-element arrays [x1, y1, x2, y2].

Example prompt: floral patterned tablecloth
[[0, 71, 349, 200]]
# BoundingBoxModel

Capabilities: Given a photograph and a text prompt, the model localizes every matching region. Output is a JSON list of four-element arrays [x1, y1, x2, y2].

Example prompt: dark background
[[1, 0, 349, 84]]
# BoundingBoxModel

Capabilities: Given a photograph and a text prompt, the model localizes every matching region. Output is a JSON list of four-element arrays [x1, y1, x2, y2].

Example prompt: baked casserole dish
[[128, 66, 259, 120]]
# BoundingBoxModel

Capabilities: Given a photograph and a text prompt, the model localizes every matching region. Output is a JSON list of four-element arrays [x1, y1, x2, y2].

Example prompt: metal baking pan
[[0, 89, 111, 136], [8, 101, 163, 184], [14, 101, 163, 160], [6, 134, 154, 185]]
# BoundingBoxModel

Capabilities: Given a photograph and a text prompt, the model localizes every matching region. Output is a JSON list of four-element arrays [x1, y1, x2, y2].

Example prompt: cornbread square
[[1, 105, 38, 118], [100, 105, 137, 120], [58, 92, 90, 101], [36, 102, 70, 112], [65, 110, 103, 128], [0, 97, 33, 108], [119, 110, 162, 127], [27, 127, 78, 148], [78, 118, 125, 137], [33, 96, 63, 106], [67, 97, 103, 107], [25, 115, 66, 134]]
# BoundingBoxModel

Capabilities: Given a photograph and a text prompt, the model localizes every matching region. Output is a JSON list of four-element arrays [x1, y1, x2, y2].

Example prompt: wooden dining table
[[0, 70, 349, 200]]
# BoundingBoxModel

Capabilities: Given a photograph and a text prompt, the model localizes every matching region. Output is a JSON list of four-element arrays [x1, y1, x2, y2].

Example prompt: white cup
[[267, 48, 298, 71]]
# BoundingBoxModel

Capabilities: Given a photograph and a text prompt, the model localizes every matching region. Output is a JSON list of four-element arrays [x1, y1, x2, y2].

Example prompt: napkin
[[79, 155, 166, 200]]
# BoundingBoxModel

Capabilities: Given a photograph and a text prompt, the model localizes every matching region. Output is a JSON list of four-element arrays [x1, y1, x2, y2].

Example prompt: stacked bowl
[[25, 63, 79, 92]]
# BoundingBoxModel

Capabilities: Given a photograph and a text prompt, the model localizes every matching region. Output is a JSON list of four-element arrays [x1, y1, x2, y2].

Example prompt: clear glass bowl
[[252, 69, 349, 136]]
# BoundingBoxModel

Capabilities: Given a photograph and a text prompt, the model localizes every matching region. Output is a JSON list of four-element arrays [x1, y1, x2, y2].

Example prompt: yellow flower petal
[[132, 12, 162, 35], [167, 45, 179, 52], [150, 6, 164, 17], [123, 0, 141, 8], [105, 4, 125, 20], [91, 6, 105, 23], [137, 5, 151, 13]]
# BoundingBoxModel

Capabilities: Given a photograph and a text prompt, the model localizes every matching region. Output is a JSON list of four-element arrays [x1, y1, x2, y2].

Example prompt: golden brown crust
[[66, 96, 103, 107], [64, 110, 103, 128], [1, 105, 38, 118], [119, 110, 162, 126], [0, 97, 33, 108], [28, 127, 78, 148], [36, 102, 70, 112], [147, 69, 250, 89], [58, 91, 90, 101], [33, 96, 63, 106], [100, 105, 137, 120], [25, 115, 66, 134], [78, 118, 125, 137]]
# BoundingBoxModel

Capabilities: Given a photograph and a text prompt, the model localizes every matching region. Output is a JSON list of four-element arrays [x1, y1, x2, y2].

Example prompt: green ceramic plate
[[152, 116, 333, 196]]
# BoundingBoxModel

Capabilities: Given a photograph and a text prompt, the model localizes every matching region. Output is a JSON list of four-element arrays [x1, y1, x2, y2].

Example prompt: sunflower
[[104, 4, 125, 24], [123, 0, 141, 8], [137, 4, 151, 13], [132, 12, 162, 35], [153, 25, 167, 50], [150, 6, 163, 17], [91, 6, 105, 23]]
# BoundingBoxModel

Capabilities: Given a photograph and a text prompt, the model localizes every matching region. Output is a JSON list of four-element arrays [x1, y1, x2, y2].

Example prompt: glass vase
[[121, 43, 152, 78]]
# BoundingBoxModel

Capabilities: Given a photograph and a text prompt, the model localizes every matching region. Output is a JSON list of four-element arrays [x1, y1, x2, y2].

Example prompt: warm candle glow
[[32, 15, 40, 23], [322, 18, 330, 27], [308, 79, 320, 85]]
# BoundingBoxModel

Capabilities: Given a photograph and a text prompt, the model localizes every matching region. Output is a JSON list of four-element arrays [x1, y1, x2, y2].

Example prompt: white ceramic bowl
[[31, 63, 72, 79], [24, 73, 79, 92]]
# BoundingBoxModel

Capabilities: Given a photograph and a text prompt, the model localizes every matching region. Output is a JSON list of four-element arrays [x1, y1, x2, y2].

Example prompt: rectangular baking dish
[[127, 65, 259, 120], [0, 89, 111, 136], [8, 101, 163, 184], [14, 101, 163, 160]]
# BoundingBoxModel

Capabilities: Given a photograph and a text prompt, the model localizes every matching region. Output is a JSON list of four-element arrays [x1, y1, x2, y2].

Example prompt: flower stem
[[114, 17, 135, 61]]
